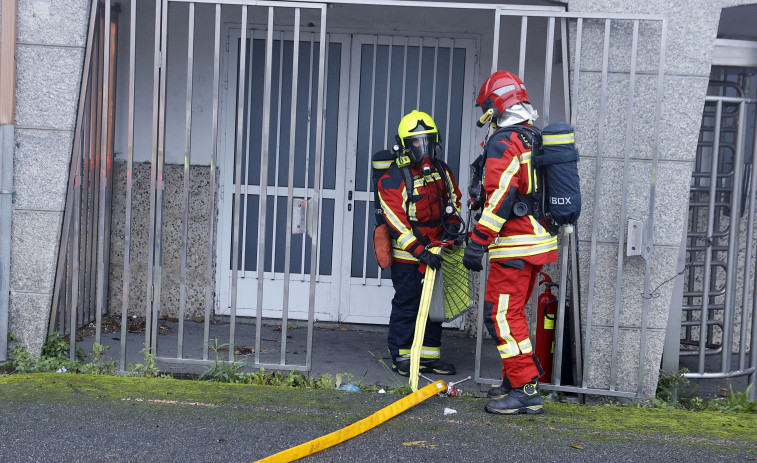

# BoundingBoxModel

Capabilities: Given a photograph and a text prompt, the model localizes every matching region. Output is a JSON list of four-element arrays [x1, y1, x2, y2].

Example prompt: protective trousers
[[387, 261, 443, 361], [483, 260, 543, 387]]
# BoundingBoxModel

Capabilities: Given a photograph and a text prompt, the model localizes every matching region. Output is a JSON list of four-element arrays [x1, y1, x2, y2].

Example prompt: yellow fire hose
[[409, 246, 442, 391], [254, 380, 447, 463]]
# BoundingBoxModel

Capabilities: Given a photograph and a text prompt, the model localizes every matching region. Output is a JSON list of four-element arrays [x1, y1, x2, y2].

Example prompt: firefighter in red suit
[[463, 71, 558, 414], [378, 110, 463, 377]]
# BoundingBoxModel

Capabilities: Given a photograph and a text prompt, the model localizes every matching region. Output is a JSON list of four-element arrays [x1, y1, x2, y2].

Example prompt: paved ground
[[0, 374, 755, 463], [74, 319, 749, 400]]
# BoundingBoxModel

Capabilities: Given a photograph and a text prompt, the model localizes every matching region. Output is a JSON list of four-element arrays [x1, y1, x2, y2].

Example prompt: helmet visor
[[404, 134, 436, 163]]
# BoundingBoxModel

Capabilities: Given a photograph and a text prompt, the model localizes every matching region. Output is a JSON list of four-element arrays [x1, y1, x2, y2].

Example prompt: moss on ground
[[1, 373, 754, 445]]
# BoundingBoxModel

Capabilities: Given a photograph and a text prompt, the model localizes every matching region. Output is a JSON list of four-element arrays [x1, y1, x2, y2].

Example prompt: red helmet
[[476, 71, 530, 119]]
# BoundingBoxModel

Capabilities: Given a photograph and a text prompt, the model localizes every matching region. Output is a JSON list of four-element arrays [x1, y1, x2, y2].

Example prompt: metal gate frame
[[471, 9, 668, 399], [52, 1, 676, 399], [148, 0, 329, 371]]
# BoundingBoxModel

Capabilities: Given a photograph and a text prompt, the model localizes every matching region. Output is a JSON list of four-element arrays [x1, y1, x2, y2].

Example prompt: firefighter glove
[[418, 249, 443, 270], [463, 241, 486, 271]]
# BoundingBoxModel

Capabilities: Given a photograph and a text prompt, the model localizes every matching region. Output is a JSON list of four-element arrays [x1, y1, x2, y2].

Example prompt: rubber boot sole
[[485, 403, 544, 415], [392, 363, 456, 377]]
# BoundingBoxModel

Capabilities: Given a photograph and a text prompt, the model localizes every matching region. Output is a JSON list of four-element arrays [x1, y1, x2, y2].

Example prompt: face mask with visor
[[402, 133, 437, 164]]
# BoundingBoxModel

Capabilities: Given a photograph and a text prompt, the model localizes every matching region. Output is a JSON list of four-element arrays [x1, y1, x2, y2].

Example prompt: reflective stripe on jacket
[[377, 158, 462, 264], [470, 126, 557, 265]]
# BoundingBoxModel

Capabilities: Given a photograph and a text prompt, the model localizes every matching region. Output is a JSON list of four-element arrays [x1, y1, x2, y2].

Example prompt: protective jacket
[[377, 157, 462, 264], [470, 124, 557, 264]]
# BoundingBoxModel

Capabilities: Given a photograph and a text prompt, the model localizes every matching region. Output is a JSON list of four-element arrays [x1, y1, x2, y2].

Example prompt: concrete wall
[[9, 0, 88, 356]]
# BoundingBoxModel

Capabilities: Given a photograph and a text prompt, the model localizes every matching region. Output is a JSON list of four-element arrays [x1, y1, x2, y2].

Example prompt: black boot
[[485, 381, 543, 415], [486, 375, 513, 399], [420, 358, 456, 375], [391, 358, 411, 377], [392, 358, 456, 376]]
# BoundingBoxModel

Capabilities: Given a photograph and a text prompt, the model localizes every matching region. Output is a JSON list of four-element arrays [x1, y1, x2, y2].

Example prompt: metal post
[[178, 2, 196, 359], [582, 19, 612, 390], [281, 9, 301, 362], [305, 6, 327, 371], [94, 0, 112, 346], [120, 0, 137, 371], [0, 125, 12, 361], [202, 3, 221, 361], [232, 5, 248, 360]]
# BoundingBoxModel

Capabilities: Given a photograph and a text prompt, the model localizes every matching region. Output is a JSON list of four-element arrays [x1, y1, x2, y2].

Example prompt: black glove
[[417, 249, 443, 270], [463, 241, 486, 271]]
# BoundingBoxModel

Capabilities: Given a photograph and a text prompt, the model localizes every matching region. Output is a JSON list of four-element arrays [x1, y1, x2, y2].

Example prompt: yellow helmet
[[397, 110, 439, 164]]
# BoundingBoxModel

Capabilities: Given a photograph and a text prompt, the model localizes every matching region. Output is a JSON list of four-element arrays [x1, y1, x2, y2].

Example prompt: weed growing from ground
[[8, 332, 115, 374], [126, 348, 160, 378]]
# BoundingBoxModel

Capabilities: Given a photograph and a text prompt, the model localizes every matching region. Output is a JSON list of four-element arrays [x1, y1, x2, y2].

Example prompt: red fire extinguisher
[[535, 272, 558, 384]]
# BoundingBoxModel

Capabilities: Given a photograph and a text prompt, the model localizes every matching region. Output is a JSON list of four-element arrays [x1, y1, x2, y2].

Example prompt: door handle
[[347, 190, 353, 212]]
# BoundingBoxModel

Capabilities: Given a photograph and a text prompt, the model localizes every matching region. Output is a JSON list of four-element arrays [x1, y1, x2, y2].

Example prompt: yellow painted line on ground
[[254, 380, 447, 463]]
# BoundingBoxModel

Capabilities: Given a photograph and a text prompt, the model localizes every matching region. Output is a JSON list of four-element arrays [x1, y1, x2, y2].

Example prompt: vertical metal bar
[[560, 18, 570, 122], [401, 37, 408, 114], [270, 31, 285, 281], [120, 0, 137, 370], [490, 9, 501, 74], [638, 19, 667, 396], [254, 7, 274, 363], [362, 39, 378, 284], [314, 44, 330, 285], [306, 6, 327, 371], [750, 250, 757, 400], [570, 18, 582, 127], [720, 100, 746, 374], [87, 19, 102, 328], [145, 0, 162, 351], [610, 19, 638, 391], [542, 16, 555, 126], [570, 229, 583, 385], [443, 39, 453, 164], [582, 19, 611, 389], [151, 0, 169, 351], [240, 25, 255, 278], [739, 107, 757, 372], [474, 263, 490, 384], [231, 5, 248, 360], [698, 100, 722, 374], [551, 228, 570, 385], [103, 15, 116, 346], [299, 33, 314, 281], [70, 152, 83, 361], [377, 38, 394, 283], [430, 40, 438, 117], [178, 2, 196, 359], [415, 38, 422, 110], [281, 8, 301, 364], [95, 0, 111, 346], [79, 75, 91, 333], [202, 3, 222, 361], [518, 16, 527, 78]]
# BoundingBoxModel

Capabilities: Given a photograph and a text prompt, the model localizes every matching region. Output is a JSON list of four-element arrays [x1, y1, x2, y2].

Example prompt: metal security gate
[[471, 9, 669, 399], [49, 0, 118, 358], [51, 0, 677, 399], [52, 0, 329, 372], [670, 64, 757, 399]]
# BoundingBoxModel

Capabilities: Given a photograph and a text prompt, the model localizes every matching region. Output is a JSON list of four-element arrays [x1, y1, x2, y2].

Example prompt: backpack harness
[[470, 122, 581, 236], [372, 148, 462, 247]]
